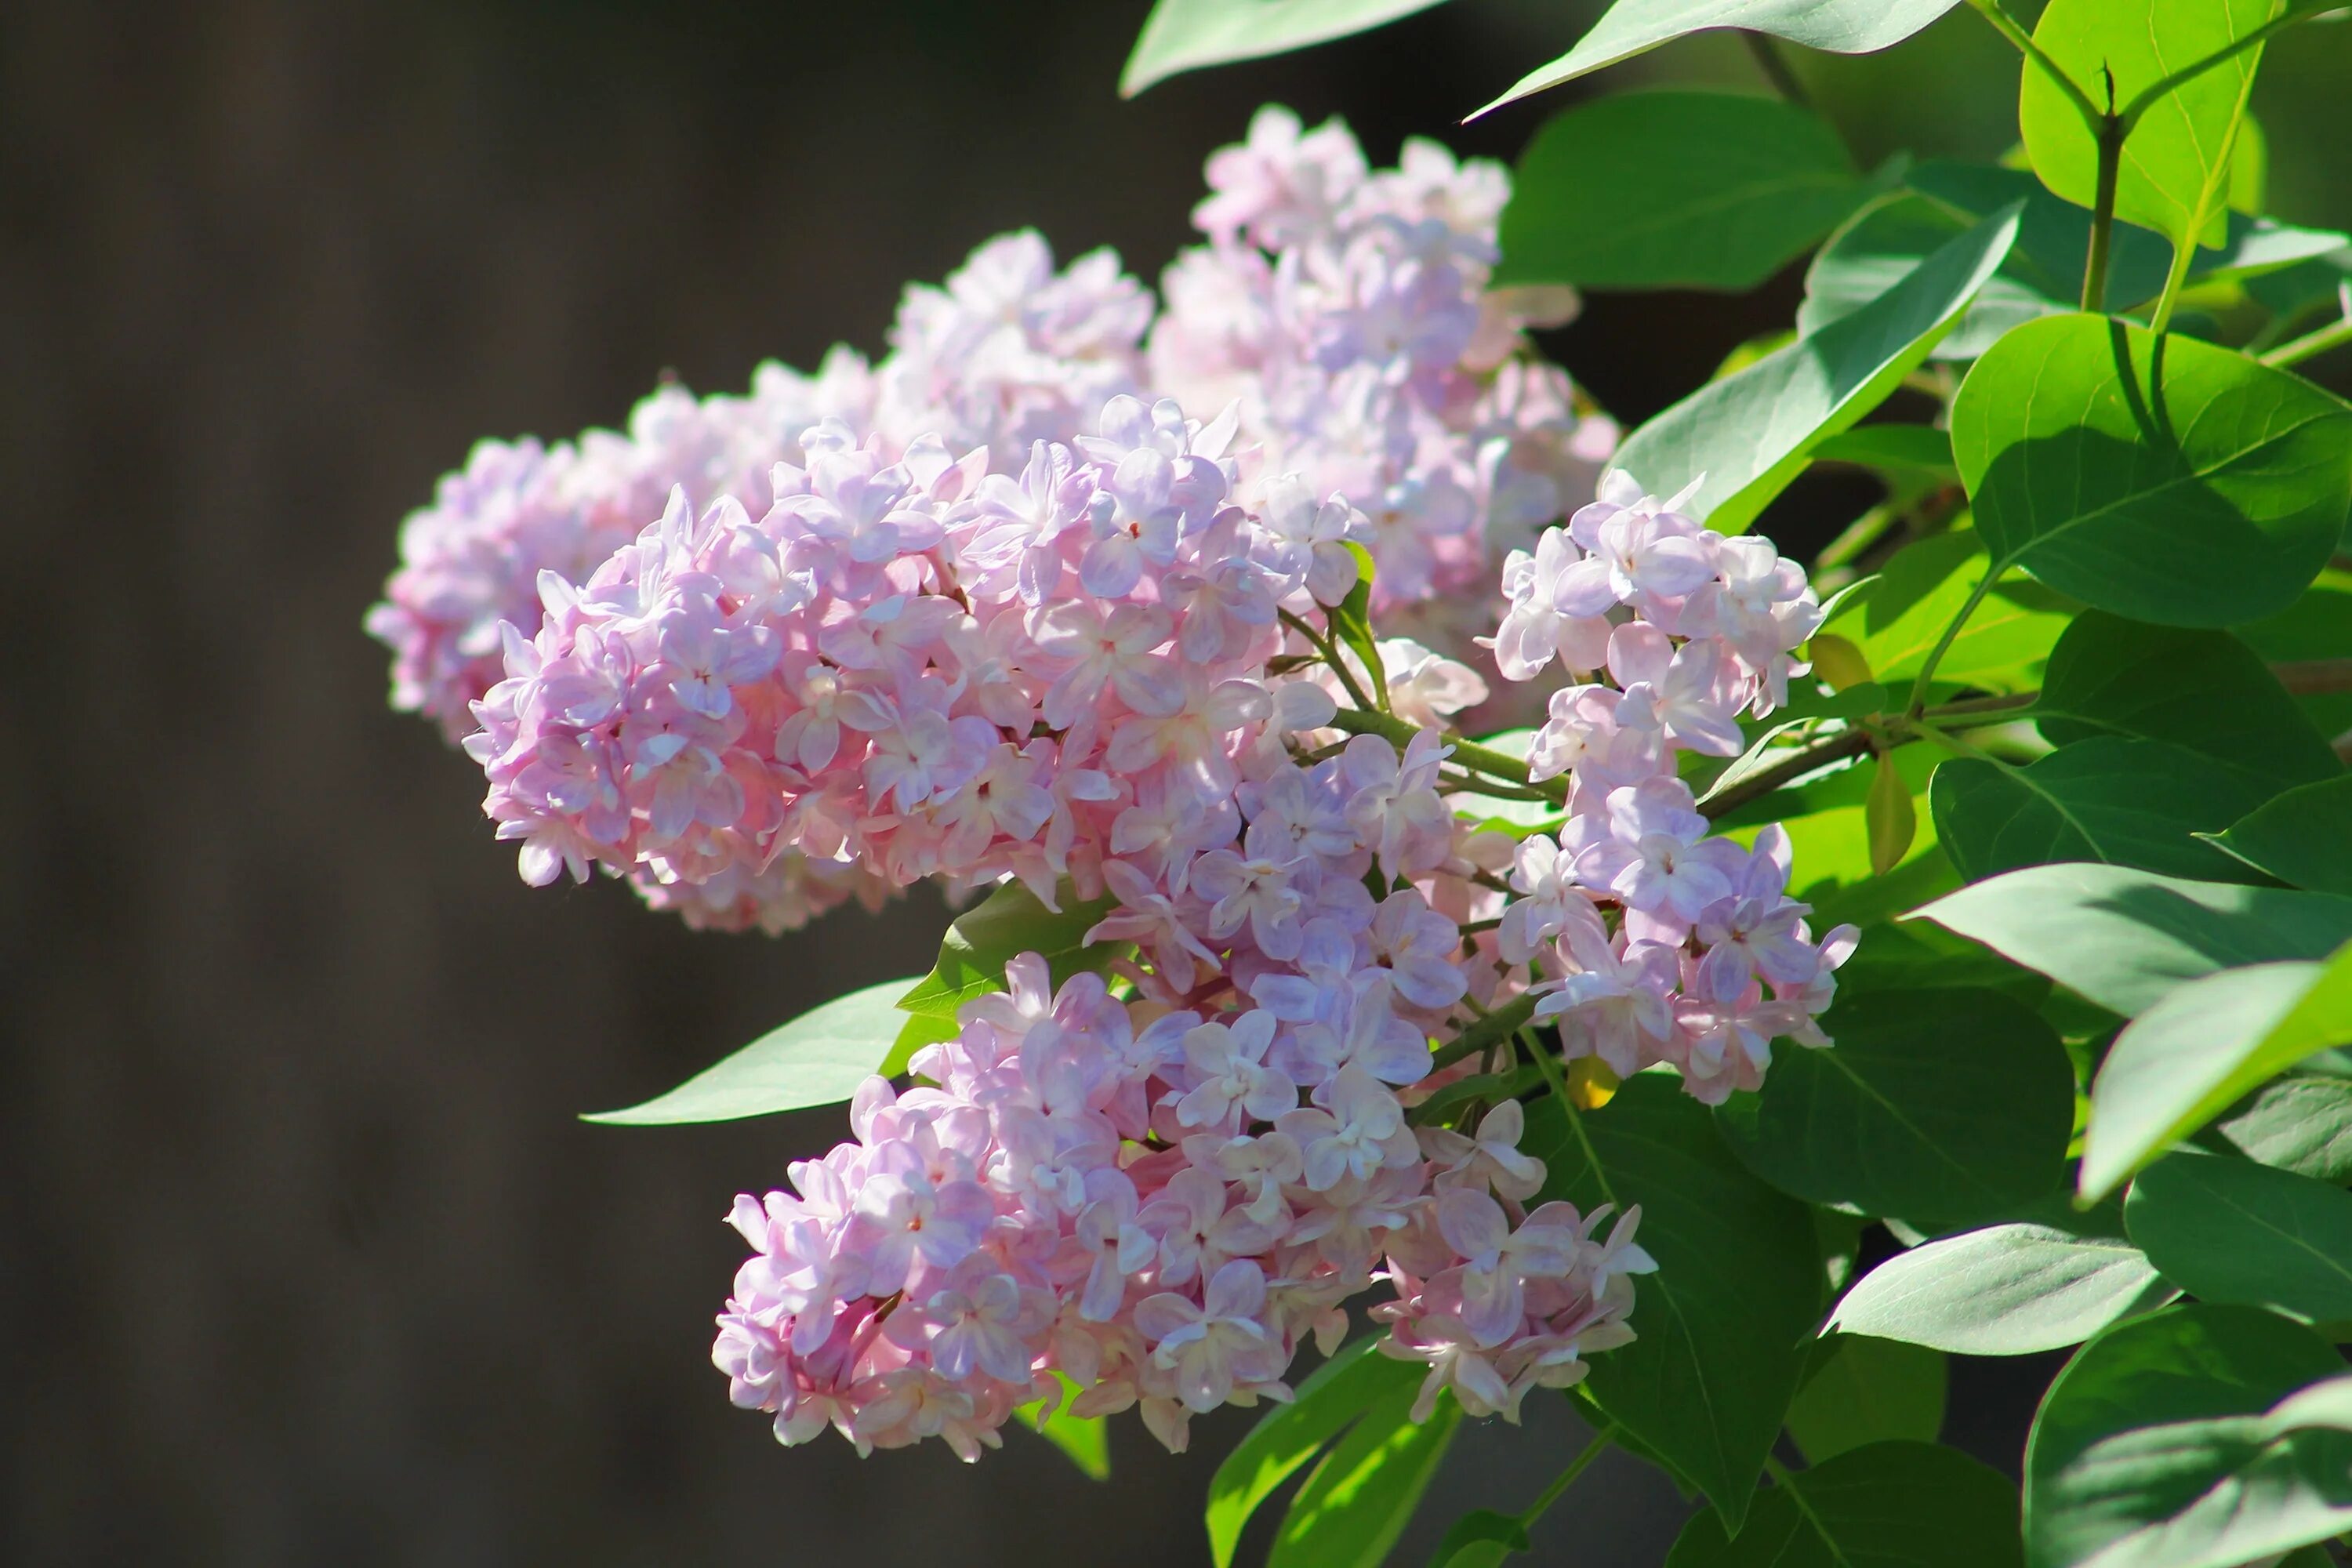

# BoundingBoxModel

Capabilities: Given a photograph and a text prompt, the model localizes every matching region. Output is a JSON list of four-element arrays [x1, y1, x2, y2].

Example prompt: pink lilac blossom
[[703, 452, 1856, 1459], [1149, 105, 1615, 630]]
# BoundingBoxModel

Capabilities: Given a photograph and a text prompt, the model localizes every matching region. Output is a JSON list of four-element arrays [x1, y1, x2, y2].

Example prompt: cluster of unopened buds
[[368, 106, 1857, 1462]]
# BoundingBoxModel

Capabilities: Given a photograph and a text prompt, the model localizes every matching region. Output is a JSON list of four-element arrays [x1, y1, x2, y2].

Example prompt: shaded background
[[9, 2, 2352, 1563]]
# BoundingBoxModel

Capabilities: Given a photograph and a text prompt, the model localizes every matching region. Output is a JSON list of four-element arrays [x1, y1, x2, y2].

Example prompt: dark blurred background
[[9, 3, 2352, 1563]]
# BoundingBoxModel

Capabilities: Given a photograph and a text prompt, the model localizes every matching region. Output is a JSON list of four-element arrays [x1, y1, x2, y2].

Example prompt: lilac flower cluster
[[1149, 107, 1614, 628], [699, 437, 1853, 1457], [1483, 472, 1856, 1102]]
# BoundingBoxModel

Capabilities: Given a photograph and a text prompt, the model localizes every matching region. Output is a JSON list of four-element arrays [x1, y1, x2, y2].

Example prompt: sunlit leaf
[[1478, 0, 1958, 117], [1952, 314, 2352, 629], [1121, 0, 1450, 95], [1909, 862, 2352, 1018], [1828, 1221, 2175, 1356], [583, 977, 919, 1124], [2080, 948, 2352, 1199], [1608, 205, 2018, 534], [2018, 0, 2270, 251], [2025, 1305, 2352, 1568]]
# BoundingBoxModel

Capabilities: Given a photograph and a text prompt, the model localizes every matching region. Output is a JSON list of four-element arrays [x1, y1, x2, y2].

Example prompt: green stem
[[2082, 107, 2124, 312], [1521, 1422, 1620, 1529], [1905, 567, 2002, 717], [1433, 995, 1538, 1070], [1700, 728, 1875, 819], [1329, 708, 1570, 804], [1279, 608, 1374, 712], [2261, 314, 2352, 370], [1814, 503, 1902, 573], [1968, 0, 2104, 130], [1743, 34, 1813, 110]]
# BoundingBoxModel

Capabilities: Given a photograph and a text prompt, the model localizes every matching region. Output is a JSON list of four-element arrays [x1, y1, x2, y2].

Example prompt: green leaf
[[1829, 920, 2053, 1010], [1910, 862, 2352, 1017], [1715, 986, 2075, 1227], [2081, 949, 2352, 1200], [2238, 569, 2352, 740], [1476, 0, 1958, 116], [2037, 613, 2341, 793], [1524, 1074, 1822, 1528], [887, 879, 1122, 1073], [1930, 737, 2271, 884], [2019, 0, 2269, 252], [1269, 1381, 1460, 1568], [2024, 1303, 2352, 1568], [1013, 1374, 1111, 1479], [2125, 1151, 2352, 1323], [582, 977, 919, 1125], [1951, 313, 2352, 628], [1828, 1221, 2175, 1356], [1787, 1336, 1947, 1463], [1801, 162, 2347, 354], [1865, 751, 1916, 876], [1120, 0, 1449, 94], [2212, 775, 2352, 895], [2212, 1072, 2352, 1183], [1329, 539, 1385, 706], [1205, 1337, 1422, 1568], [1607, 205, 2019, 534], [1820, 530, 2071, 695], [1809, 423, 1957, 478], [1494, 90, 1867, 293], [1426, 1508, 1529, 1568], [1664, 1440, 2023, 1568]]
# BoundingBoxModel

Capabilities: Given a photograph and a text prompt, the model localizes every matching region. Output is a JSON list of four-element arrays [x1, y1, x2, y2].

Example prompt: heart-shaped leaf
[[2036, 614, 2341, 793], [1930, 737, 2272, 884], [1715, 986, 2075, 1227], [1495, 90, 1868, 292], [1525, 1074, 1821, 1529], [1951, 313, 2352, 628]]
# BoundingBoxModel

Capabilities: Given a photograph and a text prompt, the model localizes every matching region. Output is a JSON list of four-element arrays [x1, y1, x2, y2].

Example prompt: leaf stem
[[1329, 708, 1570, 804], [1905, 568, 2002, 717], [1967, 0, 2103, 130], [2260, 313, 2352, 370], [2082, 105, 2124, 313], [1279, 608, 1374, 712], [1743, 35, 1813, 111], [1521, 1421, 1620, 1529], [1698, 728, 1875, 819], [1433, 995, 1539, 1069]]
